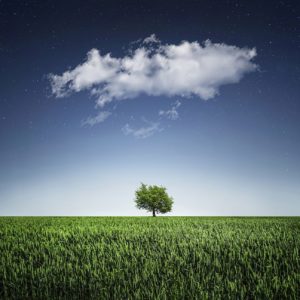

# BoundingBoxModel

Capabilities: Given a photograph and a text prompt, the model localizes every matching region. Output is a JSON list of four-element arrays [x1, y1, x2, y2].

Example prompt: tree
[[134, 183, 173, 217]]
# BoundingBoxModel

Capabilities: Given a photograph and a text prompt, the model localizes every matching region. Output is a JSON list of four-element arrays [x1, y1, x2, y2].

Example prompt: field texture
[[0, 217, 299, 299]]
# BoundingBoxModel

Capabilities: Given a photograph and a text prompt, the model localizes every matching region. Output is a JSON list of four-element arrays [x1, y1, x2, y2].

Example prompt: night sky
[[1, 0, 299, 215]]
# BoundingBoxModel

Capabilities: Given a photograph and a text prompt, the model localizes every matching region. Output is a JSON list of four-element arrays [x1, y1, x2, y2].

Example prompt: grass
[[0, 217, 299, 299]]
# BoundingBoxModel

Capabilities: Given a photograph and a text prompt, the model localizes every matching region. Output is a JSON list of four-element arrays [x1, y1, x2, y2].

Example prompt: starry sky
[[1, 0, 299, 216]]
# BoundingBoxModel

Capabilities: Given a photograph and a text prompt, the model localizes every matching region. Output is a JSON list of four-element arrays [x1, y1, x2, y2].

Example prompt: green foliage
[[135, 183, 173, 216], [0, 217, 300, 299]]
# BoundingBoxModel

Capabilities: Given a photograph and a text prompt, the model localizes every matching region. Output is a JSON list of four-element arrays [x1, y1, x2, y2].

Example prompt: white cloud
[[159, 100, 181, 120], [49, 36, 257, 107], [49, 50, 120, 98], [81, 111, 111, 127], [122, 120, 162, 139]]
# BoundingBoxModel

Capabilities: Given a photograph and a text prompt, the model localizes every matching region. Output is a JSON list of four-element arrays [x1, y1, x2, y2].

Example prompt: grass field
[[0, 217, 299, 299]]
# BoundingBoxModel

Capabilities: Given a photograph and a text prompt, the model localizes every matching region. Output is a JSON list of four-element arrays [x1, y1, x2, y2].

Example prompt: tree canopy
[[134, 183, 173, 217]]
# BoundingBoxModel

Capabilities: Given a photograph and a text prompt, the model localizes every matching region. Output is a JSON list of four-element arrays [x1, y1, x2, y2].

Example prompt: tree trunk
[[152, 209, 156, 217]]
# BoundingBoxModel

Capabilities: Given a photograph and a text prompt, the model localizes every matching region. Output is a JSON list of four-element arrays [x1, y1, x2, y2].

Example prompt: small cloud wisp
[[159, 100, 181, 120], [81, 111, 111, 127], [122, 120, 162, 139]]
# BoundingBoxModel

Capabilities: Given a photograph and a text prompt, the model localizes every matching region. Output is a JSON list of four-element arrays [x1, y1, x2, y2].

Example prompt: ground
[[0, 217, 299, 299]]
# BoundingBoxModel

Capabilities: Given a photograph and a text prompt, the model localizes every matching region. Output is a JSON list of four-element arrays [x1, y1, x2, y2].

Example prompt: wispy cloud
[[49, 35, 257, 108], [143, 33, 160, 44], [159, 100, 181, 120], [81, 111, 111, 127], [122, 120, 162, 139]]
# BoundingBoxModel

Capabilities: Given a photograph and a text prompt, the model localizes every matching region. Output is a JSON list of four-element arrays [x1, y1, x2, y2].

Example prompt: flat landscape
[[0, 217, 299, 299]]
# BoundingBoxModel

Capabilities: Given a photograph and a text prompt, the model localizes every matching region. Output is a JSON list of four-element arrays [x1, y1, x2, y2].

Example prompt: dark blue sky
[[1, 0, 299, 215]]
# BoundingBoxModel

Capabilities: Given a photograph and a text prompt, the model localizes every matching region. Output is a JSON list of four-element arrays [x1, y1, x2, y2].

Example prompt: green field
[[0, 217, 299, 299]]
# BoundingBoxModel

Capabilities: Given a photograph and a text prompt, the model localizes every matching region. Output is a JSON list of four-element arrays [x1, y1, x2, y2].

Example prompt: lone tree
[[134, 183, 173, 217]]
